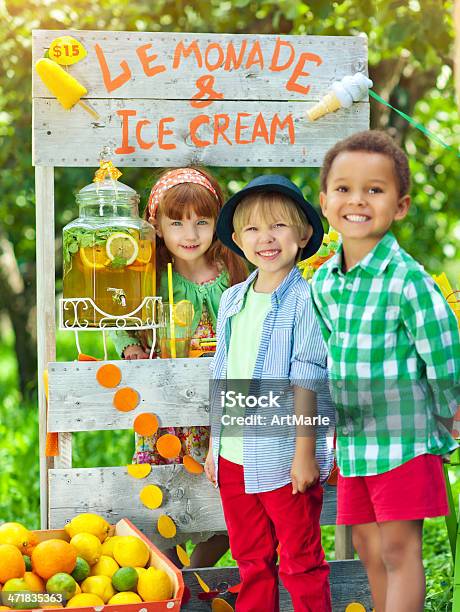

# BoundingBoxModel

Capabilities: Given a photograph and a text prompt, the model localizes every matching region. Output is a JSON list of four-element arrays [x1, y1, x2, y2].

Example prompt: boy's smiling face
[[320, 151, 410, 249], [232, 202, 311, 289]]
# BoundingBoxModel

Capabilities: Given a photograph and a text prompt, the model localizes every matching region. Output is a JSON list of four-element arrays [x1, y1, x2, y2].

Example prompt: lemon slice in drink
[[174, 300, 194, 327], [135, 240, 152, 264], [106, 233, 139, 266], [80, 245, 110, 269]]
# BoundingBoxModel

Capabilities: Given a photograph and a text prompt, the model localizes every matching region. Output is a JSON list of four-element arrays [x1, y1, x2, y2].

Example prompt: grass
[[0, 331, 457, 610]]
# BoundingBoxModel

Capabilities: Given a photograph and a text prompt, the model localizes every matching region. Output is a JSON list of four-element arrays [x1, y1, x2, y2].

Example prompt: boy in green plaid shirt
[[311, 131, 460, 612]]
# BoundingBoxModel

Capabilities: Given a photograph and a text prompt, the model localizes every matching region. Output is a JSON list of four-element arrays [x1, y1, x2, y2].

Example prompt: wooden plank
[[32, 98, 369, 168], [181, 561, 372, 611], [47, 359, 211, 432], [48, 467, 338, 547], [35, 166, 56, 529], [335, 524, 354, 560], [32, 31, 367, 101]]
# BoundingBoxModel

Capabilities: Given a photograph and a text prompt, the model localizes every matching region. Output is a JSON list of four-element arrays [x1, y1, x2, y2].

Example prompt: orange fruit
[[31, 539, 77, 580], [79, 245, 109, 269], [23, 533, 39, 558], [133, 240, 152, 265], [23, 572, 45, 592], [0, 545, 26, 582]]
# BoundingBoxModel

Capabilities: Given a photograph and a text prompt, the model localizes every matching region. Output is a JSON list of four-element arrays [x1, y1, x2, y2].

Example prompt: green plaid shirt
[[311, 232, 459, 477]]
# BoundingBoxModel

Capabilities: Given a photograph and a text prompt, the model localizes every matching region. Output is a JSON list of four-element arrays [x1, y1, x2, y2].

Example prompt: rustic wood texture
[[32, 98, 369, 167], [35, 166, 56, 529], [47, 359, 211, 432], [181, 562, 372, 611], [335, 524, 354, 560], [32, 31, 367, 101], [48, 466, 338, 547]]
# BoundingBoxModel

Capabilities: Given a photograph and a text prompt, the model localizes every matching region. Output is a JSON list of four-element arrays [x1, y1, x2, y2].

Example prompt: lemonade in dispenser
[[62, 163, 156, 328]]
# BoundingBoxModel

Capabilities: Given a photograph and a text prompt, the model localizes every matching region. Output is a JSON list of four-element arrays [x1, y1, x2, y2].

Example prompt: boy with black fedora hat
[[204, 175, 334, 611]]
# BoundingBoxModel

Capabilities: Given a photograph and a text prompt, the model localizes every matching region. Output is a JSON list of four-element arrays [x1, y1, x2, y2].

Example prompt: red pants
[[218, 456, 331, 612]]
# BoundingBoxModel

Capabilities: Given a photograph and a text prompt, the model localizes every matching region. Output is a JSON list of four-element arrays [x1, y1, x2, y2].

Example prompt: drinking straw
[[167, 262, 176, 358]]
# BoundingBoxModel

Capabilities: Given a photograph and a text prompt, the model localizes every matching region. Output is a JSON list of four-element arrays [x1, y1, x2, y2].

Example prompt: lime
[[46, 573, 77, 601], [22, 555, 32, 571], [106, 233, 138, 266], [71, 557, 90, 582], [111, 567, 138, 592]]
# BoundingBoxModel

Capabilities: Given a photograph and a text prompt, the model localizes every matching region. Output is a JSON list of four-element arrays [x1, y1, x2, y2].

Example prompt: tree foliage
[[0, 0, 459, 394]]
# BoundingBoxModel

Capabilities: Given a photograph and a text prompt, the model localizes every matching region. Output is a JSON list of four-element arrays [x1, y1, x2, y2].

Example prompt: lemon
[[137, 567, 172, 601], [74, 583, 81, 595], [113, 536, 149, 568], [111, 567, 138, 592], [69, 534, 101, 566], [90, 555, 119, 578], [81, 575, 116, 603], [66, 593, 104, 608], [173, 300, 194, 327], [79, 245, 109, 269], [0, 523, 33, 554], [106, 233, 138, 266], [134, 566, 147, 579], [108, 592, 142, 604], [100, 535, 123, 559], [65, 513, 110, 543]]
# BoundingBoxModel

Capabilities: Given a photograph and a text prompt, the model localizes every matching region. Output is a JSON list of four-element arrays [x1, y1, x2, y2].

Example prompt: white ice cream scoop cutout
[[307, 72, 373, 121]]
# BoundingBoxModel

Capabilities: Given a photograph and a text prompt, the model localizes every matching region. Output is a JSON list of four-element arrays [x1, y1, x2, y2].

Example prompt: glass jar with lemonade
[[62, 176, 156, 327]]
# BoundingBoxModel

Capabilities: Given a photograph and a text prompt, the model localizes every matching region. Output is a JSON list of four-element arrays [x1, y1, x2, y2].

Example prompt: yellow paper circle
[[139, 484, 163, 509], [194, 571, 210, 593], [48, 36, 87, 66], [157, 515, 177, 539], [127, 464, 151, 479], [345, 604, 366, 612], [175, 544, 191, 567]]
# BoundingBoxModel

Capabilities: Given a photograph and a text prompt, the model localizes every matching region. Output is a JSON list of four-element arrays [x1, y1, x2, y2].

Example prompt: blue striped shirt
[[210, 266, 335, 494]]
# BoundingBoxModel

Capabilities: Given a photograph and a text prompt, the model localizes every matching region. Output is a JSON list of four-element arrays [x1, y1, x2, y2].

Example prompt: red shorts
[[337, 454, 449, 525]]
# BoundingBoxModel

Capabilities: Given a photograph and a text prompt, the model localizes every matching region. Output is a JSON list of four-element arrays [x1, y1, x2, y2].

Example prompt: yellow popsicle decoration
[[35, 58, 99, 119]]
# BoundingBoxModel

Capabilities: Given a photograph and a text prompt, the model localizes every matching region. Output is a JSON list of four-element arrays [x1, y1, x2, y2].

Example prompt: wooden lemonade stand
[[33, 29, 372, 610]]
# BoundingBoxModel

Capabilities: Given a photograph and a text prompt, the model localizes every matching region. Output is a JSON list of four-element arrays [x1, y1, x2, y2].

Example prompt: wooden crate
[[31, 518, 183, 611]]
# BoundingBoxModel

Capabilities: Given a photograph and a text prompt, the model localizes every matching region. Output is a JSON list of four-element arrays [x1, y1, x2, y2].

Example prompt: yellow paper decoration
[[139, 485, 163, 509], [127, 464, 151, 479], [48, 36, 87, 66], [94, 160, 122, 183]]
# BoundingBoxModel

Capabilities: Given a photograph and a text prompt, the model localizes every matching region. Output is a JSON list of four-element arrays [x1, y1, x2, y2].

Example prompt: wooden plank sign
[[32, 30, 369, 167]]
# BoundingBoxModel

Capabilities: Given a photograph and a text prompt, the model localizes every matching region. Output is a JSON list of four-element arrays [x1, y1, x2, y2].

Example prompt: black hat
[[216, 174, 324, 260]]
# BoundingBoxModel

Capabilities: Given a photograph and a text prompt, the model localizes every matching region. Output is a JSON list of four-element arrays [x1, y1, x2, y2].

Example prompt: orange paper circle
[[134, 413, 159, 437], [113, 387, 139, 412], [183, 455, 204, 474], [96, 364, 121, 388], [212, 598, 234, 612], [140, 484, 163, 509], [156, 434, 181, 459]]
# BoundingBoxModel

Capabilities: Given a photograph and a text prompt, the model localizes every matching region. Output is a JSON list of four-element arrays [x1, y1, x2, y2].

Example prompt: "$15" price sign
[[48, 36, 87, 66]]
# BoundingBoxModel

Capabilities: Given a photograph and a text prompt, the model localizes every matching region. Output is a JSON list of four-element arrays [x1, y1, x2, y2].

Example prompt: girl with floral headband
[[111, 167, 248, 566]]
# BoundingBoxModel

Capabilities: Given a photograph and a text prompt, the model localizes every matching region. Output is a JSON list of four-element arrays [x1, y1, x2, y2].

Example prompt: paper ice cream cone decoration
[[307, 72, 373, 121]]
